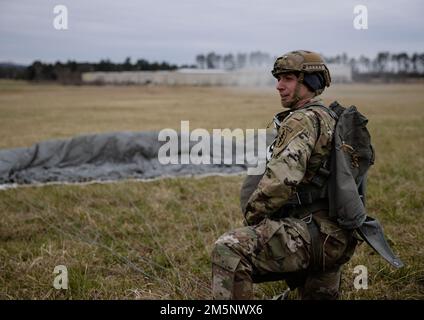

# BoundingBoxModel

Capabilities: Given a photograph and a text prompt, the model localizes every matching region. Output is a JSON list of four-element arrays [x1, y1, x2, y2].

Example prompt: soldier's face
[[276, 73, 311, 108]]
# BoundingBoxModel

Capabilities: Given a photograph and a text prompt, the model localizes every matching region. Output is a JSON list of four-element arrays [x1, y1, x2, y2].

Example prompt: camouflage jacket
[[244, 97, 336, 225]]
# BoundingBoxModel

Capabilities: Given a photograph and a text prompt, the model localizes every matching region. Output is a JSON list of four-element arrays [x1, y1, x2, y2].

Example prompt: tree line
[[195, 51, 273, 70], [196, 51, 424, 74], [195, 51, 424, 81], [1, 51, 423, 83], [0, 57, 184, 84]]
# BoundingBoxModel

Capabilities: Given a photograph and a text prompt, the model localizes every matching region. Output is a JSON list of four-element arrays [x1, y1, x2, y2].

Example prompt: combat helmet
[[272, 50, 331, 96]]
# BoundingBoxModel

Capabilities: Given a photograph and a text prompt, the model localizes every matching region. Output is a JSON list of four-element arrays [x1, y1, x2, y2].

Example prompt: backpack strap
[[303, 103, 338, 183]]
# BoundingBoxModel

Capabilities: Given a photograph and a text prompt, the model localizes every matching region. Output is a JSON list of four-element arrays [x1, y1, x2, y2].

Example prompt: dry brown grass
[[0, 80, 423, 299]]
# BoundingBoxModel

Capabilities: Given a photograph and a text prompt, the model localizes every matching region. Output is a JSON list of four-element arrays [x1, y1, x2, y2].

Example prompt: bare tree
[[195, 54, 206, 69], [223, 54, 235, 70]]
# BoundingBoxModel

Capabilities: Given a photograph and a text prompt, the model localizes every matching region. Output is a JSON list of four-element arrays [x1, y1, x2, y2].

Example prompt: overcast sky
[[0, 0, 423, 65]]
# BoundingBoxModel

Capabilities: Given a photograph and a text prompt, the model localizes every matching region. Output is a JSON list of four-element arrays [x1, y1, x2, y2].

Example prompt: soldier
[[211, 50, 359, 300]]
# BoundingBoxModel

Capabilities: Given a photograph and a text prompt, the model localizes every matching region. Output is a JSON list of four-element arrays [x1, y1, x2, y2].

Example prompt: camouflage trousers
[[212, 212, 357, 300]]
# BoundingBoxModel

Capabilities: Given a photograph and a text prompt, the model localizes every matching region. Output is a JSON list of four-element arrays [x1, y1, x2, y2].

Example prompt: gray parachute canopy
[[0, 131, 274, 186]]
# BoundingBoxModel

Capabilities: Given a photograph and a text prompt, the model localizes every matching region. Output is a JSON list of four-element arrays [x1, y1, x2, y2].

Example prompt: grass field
[[0, 80, 423, 299]]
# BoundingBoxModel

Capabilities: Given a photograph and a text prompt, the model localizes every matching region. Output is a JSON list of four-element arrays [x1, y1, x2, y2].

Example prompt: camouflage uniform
[[212, 51, 358, 300]]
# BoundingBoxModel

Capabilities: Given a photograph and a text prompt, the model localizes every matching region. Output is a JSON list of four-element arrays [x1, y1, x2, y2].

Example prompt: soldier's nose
[[276, 79, 285, 91]]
